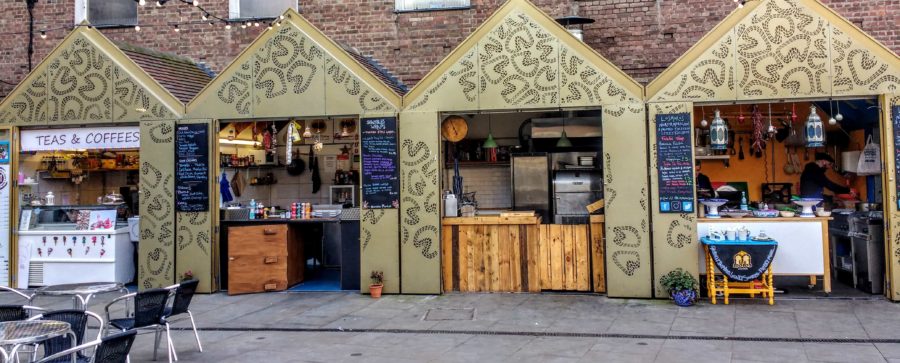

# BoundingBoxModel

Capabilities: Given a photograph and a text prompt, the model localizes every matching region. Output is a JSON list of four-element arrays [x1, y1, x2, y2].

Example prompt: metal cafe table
[[701, 237, 778, 305], [0, 320, 75, 363], [29, 282, 127, 310]]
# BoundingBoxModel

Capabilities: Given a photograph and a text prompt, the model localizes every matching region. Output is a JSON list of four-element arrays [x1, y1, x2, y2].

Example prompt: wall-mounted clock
[[441, 115, 468, 142]]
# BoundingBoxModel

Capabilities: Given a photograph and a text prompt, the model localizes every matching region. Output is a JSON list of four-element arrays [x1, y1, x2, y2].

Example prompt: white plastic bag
[[856, 135, 881, 175]]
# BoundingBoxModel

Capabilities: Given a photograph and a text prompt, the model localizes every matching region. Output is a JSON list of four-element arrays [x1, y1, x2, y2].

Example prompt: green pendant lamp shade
[[483, 133, 498, 148], [556, 130, 572, 147]]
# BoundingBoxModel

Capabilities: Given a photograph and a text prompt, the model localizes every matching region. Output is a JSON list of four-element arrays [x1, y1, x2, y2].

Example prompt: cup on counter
[[738, 229, 749, 241], [726, 229, 736, 241]]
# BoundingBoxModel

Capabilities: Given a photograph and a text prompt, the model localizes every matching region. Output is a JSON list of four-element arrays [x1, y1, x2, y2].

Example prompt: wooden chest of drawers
[[227, 224, 304, 295]]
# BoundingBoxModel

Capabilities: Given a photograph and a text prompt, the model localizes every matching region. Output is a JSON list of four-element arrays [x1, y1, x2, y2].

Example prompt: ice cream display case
[[17, 205, 133, 287]]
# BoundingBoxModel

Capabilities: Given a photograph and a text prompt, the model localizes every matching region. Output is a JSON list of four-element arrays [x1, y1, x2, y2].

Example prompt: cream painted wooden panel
[[112, 66, 176, 122], [883, 95, 900, 301], [0, 72, 48, 126], [602, 103, 652, 298], [189, 56, 254, 119], [734, 0, 831, 100], [558, 42, 637, 107], [477, 10, 559, 110], [649, 102, 698, 298], [139, 121, 176, 289], [361, 209, 400, 293], [46, 34, 114, 125], [175, 120, 214, 293], [406, 48, 480, 113], [324, 54, 394, 116], [831, 27, 900, 97], [649, 31, 737, 103], [399, 111, 441, 294], [253, 25, 326, 118]]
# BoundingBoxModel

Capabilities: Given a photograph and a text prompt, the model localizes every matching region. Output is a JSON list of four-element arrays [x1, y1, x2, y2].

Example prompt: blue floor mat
[[287, 269, 342, 292]]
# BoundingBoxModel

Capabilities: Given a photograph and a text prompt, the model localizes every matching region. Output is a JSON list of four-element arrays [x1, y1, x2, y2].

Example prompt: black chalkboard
[[894, 106, 900, 211], [360, 117, 399, 209], [656, 113, 695, 213], [175, 124, 210, 212]]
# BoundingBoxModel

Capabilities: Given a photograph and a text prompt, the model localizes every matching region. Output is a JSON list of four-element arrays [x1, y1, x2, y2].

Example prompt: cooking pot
[[858, 203, 880, 212]]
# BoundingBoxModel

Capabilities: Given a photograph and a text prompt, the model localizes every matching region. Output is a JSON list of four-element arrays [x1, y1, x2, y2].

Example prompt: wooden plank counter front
[[442, 215, 606, 293]]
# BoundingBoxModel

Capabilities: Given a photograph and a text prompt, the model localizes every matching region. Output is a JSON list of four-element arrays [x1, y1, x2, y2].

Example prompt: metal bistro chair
[[104, 288, 173, 362], [0, 286, 44, 322], [163, 280, 202, 357], [36, 330, 137, 363], [29, 309, 105, 363]]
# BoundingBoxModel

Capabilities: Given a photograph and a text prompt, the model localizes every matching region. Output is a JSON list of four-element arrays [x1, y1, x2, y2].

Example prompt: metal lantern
[[709, 109, 728, 150], [805, 105, 825, 148]]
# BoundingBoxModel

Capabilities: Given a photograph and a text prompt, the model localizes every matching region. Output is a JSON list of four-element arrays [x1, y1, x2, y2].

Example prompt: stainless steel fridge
[[511, 153, 550, 223]]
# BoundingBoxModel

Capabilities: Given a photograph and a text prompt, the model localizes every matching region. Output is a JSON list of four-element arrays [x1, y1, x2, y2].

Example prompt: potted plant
[[660, 268, 698, 306], [369, 270, 384, 298]]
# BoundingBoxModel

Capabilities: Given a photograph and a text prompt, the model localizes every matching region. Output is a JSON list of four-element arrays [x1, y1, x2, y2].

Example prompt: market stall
[[400, 0, 645, 295], [646, 0, 900, 298], [186, 9, 404, 294], [0, 26, 212, 289]]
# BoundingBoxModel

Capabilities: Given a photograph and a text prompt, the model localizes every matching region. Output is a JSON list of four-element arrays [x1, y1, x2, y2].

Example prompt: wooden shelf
[[444, 161, 510, 168], [223, 164, 281, 169], [695, 155, 730, 160]]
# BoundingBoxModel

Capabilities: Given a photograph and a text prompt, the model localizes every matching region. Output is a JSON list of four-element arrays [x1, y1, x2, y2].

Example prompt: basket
[[223, 208, 250, 220]]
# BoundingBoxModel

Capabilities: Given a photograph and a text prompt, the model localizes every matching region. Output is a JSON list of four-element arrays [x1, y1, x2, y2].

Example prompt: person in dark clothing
[[696, 160, 713, 199], [800, 152, 852, 198]]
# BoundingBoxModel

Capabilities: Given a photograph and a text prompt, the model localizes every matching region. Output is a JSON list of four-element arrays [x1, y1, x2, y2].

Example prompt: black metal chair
[[163, 279, 202, 355], [104, 288, 173, 362], [29, 309, 104, 363], [36, 330, 137, 363]]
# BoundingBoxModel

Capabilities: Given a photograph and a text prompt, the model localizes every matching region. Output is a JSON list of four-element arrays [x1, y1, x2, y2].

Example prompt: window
[[395, 0, 470, 12], [229, 0, 297, 19], [75, 0, 138, 27]]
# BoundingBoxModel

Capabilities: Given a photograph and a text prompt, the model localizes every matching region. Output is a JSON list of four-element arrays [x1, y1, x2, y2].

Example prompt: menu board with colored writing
[[361, 117, 399, 209], [175, 124, 210, 212], [894, 106, 900, 210], [656, 113, 695, 213]]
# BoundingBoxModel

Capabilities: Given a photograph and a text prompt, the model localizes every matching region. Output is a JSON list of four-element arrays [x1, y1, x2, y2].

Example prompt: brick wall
[[1, 0, 898, 97]]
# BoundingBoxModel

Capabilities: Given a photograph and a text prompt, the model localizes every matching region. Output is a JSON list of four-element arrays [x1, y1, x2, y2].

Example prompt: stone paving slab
[[2, 290, 900, 361]]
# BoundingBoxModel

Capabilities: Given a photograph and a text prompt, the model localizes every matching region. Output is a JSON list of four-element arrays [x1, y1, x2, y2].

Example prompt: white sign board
[[21, 127, 140, 151], [0, 166, 9, 286]]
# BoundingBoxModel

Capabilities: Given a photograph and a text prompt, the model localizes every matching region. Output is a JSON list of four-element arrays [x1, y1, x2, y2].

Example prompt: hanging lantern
[[556, 119, 572, 148], [709, 109, 728, 150], [483, 115, 498, 149], [805, 105, 825, 148]]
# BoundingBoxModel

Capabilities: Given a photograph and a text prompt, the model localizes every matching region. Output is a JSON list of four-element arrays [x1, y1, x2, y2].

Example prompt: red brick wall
[[1, 0, 898, 97]]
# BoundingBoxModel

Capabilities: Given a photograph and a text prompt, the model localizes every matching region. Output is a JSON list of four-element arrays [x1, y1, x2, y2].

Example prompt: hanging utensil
[[738, 137, 745, 160]]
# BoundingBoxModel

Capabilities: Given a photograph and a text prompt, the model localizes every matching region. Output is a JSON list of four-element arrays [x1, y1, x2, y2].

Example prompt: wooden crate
[[228, 224, 303, 295]]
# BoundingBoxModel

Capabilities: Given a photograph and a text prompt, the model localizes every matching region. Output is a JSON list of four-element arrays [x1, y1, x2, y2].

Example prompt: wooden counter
[[441, 215, 605, 293], [696, 216, 833, 294]]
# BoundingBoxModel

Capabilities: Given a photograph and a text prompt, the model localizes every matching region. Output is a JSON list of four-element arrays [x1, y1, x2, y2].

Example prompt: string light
[[138, 0, 146, 5], [134, 25, 141, 32], [40, 30, 46, 39], [173, 24, 180, 32], [201, 12, 208, 21], [192, 0, 199, 6]]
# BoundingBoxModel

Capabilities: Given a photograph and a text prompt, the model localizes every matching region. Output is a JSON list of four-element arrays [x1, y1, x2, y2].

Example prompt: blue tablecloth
[[701, 237, 778, 281]]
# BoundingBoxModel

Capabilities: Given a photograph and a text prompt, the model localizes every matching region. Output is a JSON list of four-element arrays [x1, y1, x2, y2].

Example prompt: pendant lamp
[[805, 105, 825, 148], [709, 109, 728, 150], [483, 114, 498, 149], [556, 118, 572, 148]]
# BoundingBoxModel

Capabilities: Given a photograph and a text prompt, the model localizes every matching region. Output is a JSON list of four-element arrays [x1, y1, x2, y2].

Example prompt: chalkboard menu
[[894, 106, 900, 211], [361, 117, 399, 209], [656, 113, 695, 213], [175, 124, 210, 212]]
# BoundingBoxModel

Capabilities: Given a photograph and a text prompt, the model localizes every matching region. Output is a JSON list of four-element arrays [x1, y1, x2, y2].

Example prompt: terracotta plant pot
[[369, 284, 383, 298]]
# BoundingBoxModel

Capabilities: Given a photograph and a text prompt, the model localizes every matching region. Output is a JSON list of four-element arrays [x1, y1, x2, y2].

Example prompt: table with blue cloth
[[701, 237, 778, 305]]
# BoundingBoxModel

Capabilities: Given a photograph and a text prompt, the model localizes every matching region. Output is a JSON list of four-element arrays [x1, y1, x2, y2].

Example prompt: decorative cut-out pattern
[[139, 121, 175, 289], [361, 209, 387, 250], [559, 45, 633, 105], [400, 139, 439, 260], [657, 34, 735, 102], [735, 0, 830, 98], [112, 66, 174, 121], [479, 11, 558, 108], [47, 35, 113, 123], [831, 27, 900, 95], [216, 59, 253, 116], [254, 27, 322, 103], [326, 54, 392, 113], [409, 49, 478, 110], [0, 73, 47, 124]]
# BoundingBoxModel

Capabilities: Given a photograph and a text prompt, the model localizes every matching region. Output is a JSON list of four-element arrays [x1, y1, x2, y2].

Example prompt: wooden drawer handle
[[228, 257, 235, 261], [263, 229, 278, 235], [264, 256, 278, 264], [264, 283, 278, 291]]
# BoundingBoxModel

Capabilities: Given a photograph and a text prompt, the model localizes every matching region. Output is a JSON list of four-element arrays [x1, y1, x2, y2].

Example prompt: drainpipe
[[26, 0, 38, 71]]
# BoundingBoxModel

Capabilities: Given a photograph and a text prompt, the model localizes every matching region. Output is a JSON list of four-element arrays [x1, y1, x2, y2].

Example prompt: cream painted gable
[[404, 0, 641, 112], [188, 9, 400, 119], [648, 0, 900, 102], [0, 28, 181, 125]]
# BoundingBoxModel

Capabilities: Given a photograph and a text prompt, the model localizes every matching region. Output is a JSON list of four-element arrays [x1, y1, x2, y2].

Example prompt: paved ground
[[5, 290, 900, 362]]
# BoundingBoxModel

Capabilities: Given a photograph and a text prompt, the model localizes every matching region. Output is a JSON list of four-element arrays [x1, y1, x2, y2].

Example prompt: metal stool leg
[[188, 311, 203, 352]]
